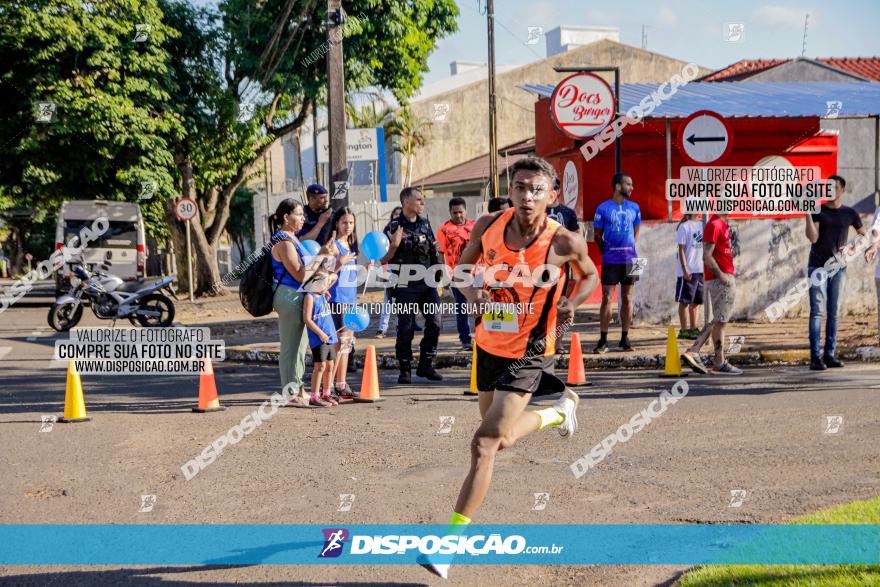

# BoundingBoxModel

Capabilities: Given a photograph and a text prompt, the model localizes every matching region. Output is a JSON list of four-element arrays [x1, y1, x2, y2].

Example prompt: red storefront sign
[[550, 73, 616, 140]]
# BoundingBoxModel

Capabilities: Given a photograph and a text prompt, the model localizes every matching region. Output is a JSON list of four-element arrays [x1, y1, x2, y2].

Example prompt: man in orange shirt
[[423, 157, 599, 579], [437, 197, 475, 350]]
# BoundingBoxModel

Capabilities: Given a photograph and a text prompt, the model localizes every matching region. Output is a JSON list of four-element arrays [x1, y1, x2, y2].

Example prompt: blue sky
[[422, 0, 880, 84]]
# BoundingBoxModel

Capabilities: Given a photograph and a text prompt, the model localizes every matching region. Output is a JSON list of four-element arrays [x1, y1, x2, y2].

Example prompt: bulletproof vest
[[389, 215, 437, 269]]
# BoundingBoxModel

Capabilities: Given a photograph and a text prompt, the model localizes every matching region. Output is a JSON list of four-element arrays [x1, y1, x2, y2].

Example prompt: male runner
[[424, 156, 598, 579]]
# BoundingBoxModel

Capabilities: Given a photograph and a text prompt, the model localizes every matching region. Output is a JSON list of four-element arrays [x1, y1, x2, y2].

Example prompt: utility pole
[[486, 0, 499, 200], [801, 13, 809, 57], [327, 0, 349, 209]]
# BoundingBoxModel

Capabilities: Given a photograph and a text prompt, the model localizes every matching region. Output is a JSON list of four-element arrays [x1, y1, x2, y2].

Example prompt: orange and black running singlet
[[475, 207, 567, 359]]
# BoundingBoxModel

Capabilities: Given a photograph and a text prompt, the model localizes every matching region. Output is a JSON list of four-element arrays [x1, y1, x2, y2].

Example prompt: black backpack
[[240, 233, 292, 317]]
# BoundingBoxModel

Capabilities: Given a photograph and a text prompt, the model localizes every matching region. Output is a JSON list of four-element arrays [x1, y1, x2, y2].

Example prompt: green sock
[[450, 511, 471, 526], [535, 407, 564, 430]]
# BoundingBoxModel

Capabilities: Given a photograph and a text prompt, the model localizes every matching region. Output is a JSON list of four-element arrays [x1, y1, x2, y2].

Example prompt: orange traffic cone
[[660, 326, 688, 378], [566, 332, 591, 387], [355, 345, 382, 403], [59, 361, 90, 423], [193, 358, 226, 412], [464, 344, 479, 395]]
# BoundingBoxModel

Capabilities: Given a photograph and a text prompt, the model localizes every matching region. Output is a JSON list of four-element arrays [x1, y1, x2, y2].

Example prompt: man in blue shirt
[[593, 173, 641, 353]]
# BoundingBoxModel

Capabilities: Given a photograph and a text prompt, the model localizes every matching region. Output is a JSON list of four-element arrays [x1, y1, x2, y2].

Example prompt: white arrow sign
[[679, 110, 733, 164]]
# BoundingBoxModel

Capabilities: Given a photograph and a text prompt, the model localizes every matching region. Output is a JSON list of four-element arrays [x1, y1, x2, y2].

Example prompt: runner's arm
[[552, 231, 599, 323]]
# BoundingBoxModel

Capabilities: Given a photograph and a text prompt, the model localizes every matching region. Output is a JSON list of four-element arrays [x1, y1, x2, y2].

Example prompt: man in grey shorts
[[681, 212, 742, 375]]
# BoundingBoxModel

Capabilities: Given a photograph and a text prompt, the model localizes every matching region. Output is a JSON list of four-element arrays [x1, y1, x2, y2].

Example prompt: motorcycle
[[48, 263, 178, 331]]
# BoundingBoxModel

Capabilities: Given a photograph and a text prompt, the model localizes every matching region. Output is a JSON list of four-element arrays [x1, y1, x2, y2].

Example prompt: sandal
[[310, 396, 334, 407], [321, 393, 339, 406], [335, 383, 355, 398]]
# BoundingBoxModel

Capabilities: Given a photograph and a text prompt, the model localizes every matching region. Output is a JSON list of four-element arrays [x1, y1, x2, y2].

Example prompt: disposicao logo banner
[[0, 525, 877, 565]]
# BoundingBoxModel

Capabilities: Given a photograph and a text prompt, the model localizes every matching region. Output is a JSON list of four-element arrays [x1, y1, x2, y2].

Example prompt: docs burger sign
[[550, 72, 615, 139]]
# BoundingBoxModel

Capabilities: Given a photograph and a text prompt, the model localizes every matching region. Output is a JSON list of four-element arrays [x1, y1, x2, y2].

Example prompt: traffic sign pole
[[186, 220, 193, 302], [174, 198, 198, 301]]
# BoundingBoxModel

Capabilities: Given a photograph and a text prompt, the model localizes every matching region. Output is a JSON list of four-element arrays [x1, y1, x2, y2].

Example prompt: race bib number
[[482, 303, 519, 333]]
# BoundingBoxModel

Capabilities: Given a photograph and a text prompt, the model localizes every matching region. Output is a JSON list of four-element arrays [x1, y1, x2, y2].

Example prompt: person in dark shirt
[[546, 179, 580, 232], [487, 197, 512, 213], [380, 187, 443, 384], [297, 184, 334, 244], [803, 175, 866, 370]]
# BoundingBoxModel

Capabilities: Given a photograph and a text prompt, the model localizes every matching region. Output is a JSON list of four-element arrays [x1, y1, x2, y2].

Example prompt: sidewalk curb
[[224, 345, 880, 370]]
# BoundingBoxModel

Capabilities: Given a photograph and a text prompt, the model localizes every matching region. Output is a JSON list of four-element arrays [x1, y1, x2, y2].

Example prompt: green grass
[[677, 496, 880, 586]]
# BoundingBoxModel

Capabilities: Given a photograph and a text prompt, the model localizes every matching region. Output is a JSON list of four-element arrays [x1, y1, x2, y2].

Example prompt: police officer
[[381, 187, 443, 384], [297, 183, 335, 244]]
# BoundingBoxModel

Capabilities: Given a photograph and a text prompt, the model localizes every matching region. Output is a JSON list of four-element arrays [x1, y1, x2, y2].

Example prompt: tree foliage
[[0, 0, 182, 221], [0, 0, 459, 294]]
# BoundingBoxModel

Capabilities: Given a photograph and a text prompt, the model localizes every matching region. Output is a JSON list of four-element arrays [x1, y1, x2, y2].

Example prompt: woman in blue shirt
[[269, 199, 338, 405]]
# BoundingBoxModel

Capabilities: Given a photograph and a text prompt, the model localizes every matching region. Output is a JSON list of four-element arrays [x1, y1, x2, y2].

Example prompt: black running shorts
[[476, 345, 566, 396]]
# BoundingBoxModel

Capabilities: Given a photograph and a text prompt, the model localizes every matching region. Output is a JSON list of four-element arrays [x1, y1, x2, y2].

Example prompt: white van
[[55, 200, 146, 294]]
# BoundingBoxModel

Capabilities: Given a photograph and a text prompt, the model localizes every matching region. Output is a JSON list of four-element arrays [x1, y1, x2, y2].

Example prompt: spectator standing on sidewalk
[[675, 213, 704, 339], [681, 211, 742, 375], [487, 197, 512, 213], [804, 175, 865, 371], [593, 173, 641, 354], [547, 179, 580, 233], [269, 199, 339, 406], [865, 203, 880, 341], [297, 184, 335, 244], [380, 187, 443, 384], [437, 197, 475, 350], [377, 206, 402, 337], [326, 207, 359, 397]]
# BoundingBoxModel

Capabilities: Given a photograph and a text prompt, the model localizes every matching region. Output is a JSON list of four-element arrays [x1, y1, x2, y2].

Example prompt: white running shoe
[[422, 561, 449, 579], [552, 388, 579, 437]]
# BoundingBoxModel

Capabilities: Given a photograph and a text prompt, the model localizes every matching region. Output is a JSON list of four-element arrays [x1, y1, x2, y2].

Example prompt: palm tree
[[345, 98, 395, 131], [387, 106, 432, 187]]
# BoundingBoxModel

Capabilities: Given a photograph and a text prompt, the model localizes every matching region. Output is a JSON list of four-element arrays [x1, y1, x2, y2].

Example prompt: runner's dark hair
[[828, 175, 846, 188], [509, 156, 558, 185]]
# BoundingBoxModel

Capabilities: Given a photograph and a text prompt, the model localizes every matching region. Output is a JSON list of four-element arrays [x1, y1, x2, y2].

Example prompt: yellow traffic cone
[[660, 326, 688, 378], [464, 344, 479, 395], [59, 361, 91, 422]]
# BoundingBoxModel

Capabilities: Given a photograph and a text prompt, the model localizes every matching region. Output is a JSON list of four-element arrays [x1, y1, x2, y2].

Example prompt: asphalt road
[[1, 288, 878, 586]]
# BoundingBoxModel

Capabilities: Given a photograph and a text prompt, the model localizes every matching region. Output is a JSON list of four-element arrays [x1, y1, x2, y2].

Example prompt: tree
[[226, 186, 255, 261], [162, 0, 458, 295], [388, 106, 432, 187], [346, 97, 395, 131], [0, 0, 182, 261]]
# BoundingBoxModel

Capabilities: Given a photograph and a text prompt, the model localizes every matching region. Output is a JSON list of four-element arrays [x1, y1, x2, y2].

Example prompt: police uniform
[[297, 205, 334, 245], [384, 213, 443, 380]]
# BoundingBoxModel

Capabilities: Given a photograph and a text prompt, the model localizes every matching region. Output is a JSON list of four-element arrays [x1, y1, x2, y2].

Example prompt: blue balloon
[[301, 240, 321, 256], [361, 231, 389, 262], [343, 305, 370, 332]]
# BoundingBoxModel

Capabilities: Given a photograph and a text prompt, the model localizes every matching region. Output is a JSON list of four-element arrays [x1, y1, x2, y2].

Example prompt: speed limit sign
[[175, 198, 197, 221]]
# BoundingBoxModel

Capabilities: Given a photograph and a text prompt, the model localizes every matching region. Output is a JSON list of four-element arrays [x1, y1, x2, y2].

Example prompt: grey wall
[[631, 216, 878, 325], [821, 117, 880, 211]]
